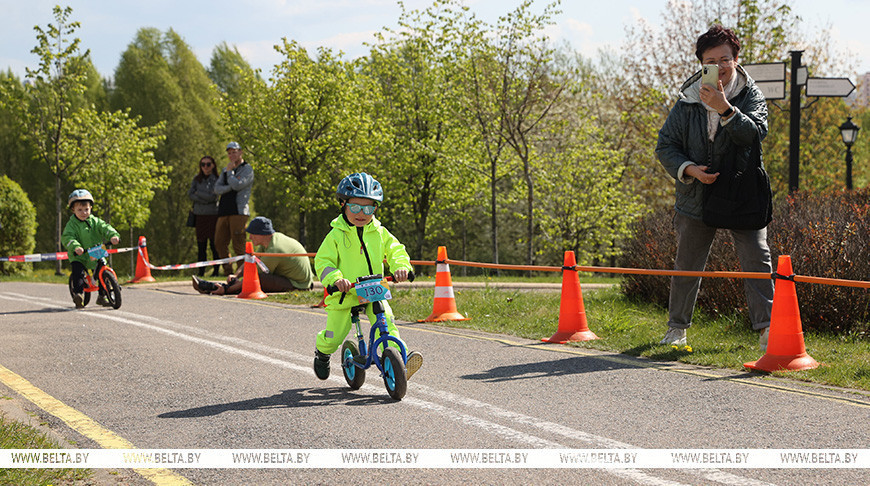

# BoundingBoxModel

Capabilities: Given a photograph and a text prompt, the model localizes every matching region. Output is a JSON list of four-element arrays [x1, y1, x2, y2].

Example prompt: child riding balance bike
[[62, 189, 122, 309], [313, 172, 423, 398]]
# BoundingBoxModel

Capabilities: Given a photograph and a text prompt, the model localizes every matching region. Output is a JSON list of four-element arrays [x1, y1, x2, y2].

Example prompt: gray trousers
[[668, 213, 773, 331]]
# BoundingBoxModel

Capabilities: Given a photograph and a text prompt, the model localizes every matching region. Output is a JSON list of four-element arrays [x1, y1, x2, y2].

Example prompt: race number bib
[[355, 279, 391, 304], [87, 245, 108, 260]]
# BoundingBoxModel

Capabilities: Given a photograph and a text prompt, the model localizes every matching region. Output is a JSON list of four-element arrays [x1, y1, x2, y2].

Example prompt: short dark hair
[[695, 25, 740, 62]]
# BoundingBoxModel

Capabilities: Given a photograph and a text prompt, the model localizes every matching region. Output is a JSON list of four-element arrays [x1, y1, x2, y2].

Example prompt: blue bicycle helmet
[[336, 172, 384, 202], [68, 189, 94, 208]]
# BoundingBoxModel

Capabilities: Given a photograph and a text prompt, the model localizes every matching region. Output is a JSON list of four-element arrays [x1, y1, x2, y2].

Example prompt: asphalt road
[[0, 281, 867, 485]]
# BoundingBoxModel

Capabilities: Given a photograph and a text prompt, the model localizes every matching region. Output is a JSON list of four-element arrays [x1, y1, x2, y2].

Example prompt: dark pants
[[668, 213, 774, 331], [223, 271, 307, 295], [196, 239, 220, 276], [70, 261, 105, 296], [70, 261, 88, 294], [195, 214, 219, 276]]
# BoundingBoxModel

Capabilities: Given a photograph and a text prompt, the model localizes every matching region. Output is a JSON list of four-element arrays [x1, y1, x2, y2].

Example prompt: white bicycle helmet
[[68, 189, 94, 208]]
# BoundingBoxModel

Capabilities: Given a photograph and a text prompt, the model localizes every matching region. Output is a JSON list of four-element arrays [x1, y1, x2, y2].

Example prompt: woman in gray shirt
[[188, 155, 220, 276]]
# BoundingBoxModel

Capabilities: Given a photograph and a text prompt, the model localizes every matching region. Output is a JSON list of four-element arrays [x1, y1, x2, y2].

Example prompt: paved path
[[0, 282, 867, 485]]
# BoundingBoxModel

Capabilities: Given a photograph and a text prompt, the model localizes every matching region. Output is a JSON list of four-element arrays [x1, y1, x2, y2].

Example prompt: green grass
[[0, 409, 92, 485], [271, 285, 870, 391]]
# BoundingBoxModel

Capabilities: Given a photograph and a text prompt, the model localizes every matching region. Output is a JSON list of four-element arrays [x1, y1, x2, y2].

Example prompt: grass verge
[[0, 408, 92, 485], [271, 285, 870, 392]]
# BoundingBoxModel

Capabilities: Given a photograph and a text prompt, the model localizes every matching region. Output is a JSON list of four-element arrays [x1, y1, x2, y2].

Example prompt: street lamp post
[[839, 117, 860, 190]]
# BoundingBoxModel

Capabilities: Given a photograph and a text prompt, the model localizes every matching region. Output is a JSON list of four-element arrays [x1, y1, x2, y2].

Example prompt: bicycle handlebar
[[326, 271, 416, 296]]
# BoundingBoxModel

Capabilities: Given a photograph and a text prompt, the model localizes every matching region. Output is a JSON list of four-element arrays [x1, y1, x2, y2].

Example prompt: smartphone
[[701, 64, 719, 87]]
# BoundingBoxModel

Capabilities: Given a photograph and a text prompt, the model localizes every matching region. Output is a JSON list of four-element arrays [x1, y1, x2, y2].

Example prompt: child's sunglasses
[[346, 203, 377, 215]]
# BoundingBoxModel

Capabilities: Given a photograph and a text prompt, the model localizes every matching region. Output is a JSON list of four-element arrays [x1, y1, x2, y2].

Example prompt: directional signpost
[[805, 77, 856, 97], [783, 51, 858, 192], [744, 62, 786, 100]]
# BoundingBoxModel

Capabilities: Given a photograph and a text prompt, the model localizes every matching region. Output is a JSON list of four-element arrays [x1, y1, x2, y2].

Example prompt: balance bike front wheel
[[101, 269, 122, 309], [341, 340, 365, 389], [380, 347, 407, 401]]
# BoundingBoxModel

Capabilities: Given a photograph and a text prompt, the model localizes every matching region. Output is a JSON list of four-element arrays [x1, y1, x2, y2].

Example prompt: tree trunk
[[523, 157, 534, 277], [490, 160, 499, 275], [298, 210, 308, 250], [55, 174, 63, 275]]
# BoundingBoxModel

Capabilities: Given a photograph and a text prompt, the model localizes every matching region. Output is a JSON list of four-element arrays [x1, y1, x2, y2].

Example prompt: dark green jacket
[[656, 66, 767, 219], [61, 215, 120, 270]]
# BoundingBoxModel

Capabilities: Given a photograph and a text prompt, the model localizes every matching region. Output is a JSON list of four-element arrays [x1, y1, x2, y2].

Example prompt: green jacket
[[315, 215, 412, 309], [259, 231, 314, 290], [61, 215, 120, 270]]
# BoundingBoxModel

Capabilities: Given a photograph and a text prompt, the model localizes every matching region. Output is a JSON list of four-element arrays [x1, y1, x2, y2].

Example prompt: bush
[[768, 190, 870, 333], [0, 176, 37, 275], [0, 175, 36, 275], [621, 190, 870, 334]]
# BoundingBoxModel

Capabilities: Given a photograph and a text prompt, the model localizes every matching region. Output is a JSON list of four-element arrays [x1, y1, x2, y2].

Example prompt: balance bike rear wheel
[[341, 340, 366, 390], [68, 274, 90, 307], [101, 270, 122, 309], [380, 347, 407, 401]]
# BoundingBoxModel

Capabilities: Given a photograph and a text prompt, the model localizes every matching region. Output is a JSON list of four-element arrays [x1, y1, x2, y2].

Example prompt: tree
[[535, 117, 644, 264], [208, 42, 258, 98], [365, 1, 475, 259], [221, 39, 375, 248], [62, 108, 169, 229], [488, 0, 564, 269], [455, 6, 513, 269], [4, 6, 90, 274], [0, 71, 53, 249], [112, 28, 222, 264], [0, 176, 37, 276]]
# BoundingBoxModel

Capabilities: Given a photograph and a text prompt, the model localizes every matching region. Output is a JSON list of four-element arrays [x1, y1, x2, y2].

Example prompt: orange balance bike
[[68, 244, 122, 309]]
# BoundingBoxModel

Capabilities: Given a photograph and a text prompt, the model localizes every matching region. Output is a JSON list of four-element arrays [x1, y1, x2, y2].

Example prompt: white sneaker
[[659, 327, 687, 345], [759, 327, 769, 352]]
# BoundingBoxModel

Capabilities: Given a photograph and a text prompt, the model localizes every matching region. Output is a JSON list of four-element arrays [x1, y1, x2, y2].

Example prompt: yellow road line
[[0, 363, 194, 486]]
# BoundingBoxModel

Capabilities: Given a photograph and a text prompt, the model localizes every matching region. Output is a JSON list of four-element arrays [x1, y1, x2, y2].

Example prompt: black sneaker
[[314, 350, 330, 380], [72, 292, 85, 309], [96, 293, 112, 307], [192, 276, 219, 294]]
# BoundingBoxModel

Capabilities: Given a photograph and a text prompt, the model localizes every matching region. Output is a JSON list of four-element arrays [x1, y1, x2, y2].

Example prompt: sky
[[2, 0, 870, 82]]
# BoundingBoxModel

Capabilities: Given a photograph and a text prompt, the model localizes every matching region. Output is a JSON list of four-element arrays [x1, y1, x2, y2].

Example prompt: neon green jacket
[[315, 215, 412, 309], [62, 214, 120, 270]]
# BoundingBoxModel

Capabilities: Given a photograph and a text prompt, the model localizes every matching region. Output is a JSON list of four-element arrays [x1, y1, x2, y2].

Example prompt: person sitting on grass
[[192, 216, 313, 295]]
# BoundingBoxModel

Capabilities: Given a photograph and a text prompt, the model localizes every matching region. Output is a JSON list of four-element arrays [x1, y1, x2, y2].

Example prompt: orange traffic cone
[[418, 246, 469, 322], [744, 255, 819, 372], [237, 242, 267, 300], [542, 251, 598, 343], [128, 236, 156, 283]]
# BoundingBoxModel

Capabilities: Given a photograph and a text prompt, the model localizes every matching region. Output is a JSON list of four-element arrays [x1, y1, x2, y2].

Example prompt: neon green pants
[[316, 302, 405, 355]]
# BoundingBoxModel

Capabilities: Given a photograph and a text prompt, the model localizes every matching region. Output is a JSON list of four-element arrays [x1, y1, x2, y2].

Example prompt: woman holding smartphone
[[654, 25, 774, 350]]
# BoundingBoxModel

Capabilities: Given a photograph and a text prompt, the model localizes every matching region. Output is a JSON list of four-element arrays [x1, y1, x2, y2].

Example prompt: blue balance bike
[[327, 273, 415, 401]]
